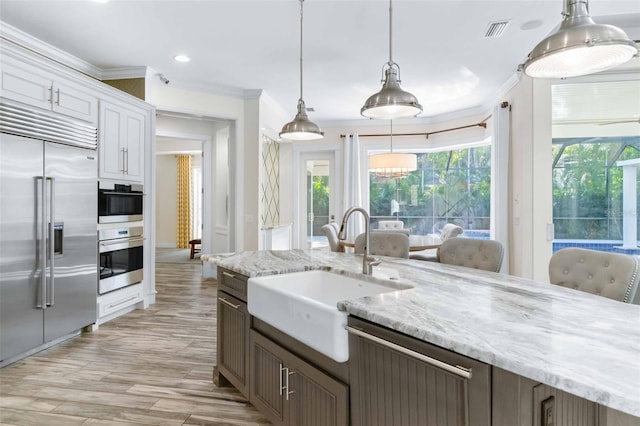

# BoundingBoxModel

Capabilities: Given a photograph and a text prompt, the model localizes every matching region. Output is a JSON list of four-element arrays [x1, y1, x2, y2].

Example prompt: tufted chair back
[[378, 220, 404, 230], [437, 238, 504, 272], [354, 232, 410, 259], [549, 248, 639, 303], [439, 223, 463, 241], [321, 223, 344, 252]]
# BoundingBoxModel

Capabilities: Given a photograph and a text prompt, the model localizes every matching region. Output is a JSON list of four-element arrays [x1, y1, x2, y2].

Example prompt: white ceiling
[[1, 0, 639, 125]]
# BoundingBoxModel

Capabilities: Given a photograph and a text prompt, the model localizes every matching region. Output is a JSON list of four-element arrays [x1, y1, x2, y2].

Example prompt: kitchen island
[[204, 249, 640, 424]]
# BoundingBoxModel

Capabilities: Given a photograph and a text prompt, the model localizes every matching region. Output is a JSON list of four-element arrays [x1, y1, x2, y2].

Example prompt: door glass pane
[[306, 160, 331, 249], [551, 80, 640, 255]]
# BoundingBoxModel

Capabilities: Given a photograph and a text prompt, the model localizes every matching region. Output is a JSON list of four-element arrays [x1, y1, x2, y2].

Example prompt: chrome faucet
[[338, 207, 381, 275]]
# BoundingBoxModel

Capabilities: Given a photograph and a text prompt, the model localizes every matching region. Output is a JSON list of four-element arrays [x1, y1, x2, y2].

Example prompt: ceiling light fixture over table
[[361, 0, 422, 120], [369, 121, 417, 179], [279, 0, 324, 141], [521, 0, 638, 79]]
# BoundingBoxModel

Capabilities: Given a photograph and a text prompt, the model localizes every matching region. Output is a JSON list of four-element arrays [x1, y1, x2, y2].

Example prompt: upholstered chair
[[378, 220, 404, 230], [409, 223, 464, 262], [439, 223, 464, 241], [437, 238, 504, 272], [321, 223, 344, 253], [549, 248, 639, 304], [354, 232, 410, 259]]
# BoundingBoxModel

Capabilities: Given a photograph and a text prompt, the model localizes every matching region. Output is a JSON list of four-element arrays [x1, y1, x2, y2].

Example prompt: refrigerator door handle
[[35, 176, 46, 309], [46, 177, 55, 307]]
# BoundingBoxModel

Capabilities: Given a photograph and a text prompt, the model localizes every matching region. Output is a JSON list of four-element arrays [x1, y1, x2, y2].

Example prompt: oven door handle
[[99, 236, 145, 252], [99, 191, 144, 196]]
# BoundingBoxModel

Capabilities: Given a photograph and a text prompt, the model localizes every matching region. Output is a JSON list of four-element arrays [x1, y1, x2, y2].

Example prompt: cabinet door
[[52, 81, 98, 124], [1, 61, 53, 111], [122, 109, 144, 181], [349, 318, 490, 426], [99, 102, 125, 180], [217, 291, 249, 397], [288, 350, 349, 426], [250, 330, 287, 426]]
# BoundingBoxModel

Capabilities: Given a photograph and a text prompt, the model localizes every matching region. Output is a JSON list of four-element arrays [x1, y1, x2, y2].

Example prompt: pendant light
[[361, 0, 422, 120], [280, 0, 324, 141], [521, 0, 638, 79], [369, 121, 417, 178]]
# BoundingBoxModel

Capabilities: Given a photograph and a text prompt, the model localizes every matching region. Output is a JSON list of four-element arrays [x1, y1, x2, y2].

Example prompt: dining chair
[[409, 223, 464, 261], [377, 220, 404, 231], [549, 248, 639, 304], [354, 232, 410, 259], [437, 238, 504, 272], [321, 223, 344, 252]]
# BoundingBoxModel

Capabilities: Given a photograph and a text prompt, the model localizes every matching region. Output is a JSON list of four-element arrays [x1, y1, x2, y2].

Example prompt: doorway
[[297, 152, 337, 250]]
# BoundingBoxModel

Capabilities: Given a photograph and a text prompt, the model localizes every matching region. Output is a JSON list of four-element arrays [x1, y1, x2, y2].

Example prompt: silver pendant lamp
[[361, 0, 422, 120], [368, 121, 417, 178], [521, 0, 638, 79], [279, 0, 324, 141]]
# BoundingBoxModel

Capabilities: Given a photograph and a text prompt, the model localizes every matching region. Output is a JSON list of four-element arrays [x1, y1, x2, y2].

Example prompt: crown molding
[[101, 66, 150, 80], [0, 21, 103, 79]]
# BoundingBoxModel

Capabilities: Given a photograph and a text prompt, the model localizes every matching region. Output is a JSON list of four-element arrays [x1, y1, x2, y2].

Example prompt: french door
[[297, 152, 337, 250]]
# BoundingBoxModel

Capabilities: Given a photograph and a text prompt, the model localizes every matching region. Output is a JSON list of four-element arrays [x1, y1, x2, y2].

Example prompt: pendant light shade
[[368, 121, 417, 178], [361, 0, 422, 120], [280, 0, 323, 141], [521, 0, 638, 79]]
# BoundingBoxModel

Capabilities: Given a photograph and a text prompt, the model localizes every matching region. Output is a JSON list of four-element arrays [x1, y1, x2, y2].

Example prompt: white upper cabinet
[[99, 100, 145, 182], [1, 59, 98, 124]]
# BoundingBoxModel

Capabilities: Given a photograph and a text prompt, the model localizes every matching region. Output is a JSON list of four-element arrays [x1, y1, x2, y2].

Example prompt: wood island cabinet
[[348, 316, 491, 426], [215, 267, 250, 398], [250, 330, 349, 426]]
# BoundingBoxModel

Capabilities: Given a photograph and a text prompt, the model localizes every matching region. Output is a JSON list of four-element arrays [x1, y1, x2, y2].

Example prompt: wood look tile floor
[[0, 262, 271, 426]]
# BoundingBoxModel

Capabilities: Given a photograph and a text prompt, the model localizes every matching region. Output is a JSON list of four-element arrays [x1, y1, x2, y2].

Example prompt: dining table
[[340, 232, 442, 252]]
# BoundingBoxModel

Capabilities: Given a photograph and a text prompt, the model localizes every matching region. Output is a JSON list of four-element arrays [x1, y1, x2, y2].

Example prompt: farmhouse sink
[[247, 270, 410, 363]]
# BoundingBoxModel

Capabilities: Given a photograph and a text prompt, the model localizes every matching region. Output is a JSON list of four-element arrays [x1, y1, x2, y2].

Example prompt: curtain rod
[[340, 122, 487, 139]]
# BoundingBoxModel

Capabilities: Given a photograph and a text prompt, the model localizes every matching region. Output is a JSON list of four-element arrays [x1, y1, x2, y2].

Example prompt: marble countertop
[[204, 249, 640, 417]]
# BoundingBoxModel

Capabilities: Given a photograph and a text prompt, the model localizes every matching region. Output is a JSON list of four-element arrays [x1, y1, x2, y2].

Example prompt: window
[[369, 145, 491, 237], [552, 137, 640, 252]]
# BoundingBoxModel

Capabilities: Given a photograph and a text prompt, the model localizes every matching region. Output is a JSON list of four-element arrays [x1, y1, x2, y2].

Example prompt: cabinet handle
[[47, 87, 53, 104], [124, 148, 129, 174], [54, 88, 60, 106], [120, 148, 126, 173], [222, 271, 235, 279], [345, 325, 473, 380], [279, 363, 286, 396], [218, 297, 240, 310]]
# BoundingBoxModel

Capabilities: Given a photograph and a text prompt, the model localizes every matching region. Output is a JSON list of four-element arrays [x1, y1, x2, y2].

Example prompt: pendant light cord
[[299, 0, 304, 101], [388, 0, 393, 66], [390, 120, 394, 153]]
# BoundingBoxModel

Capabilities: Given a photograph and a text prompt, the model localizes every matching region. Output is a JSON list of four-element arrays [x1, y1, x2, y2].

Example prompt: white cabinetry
[[0, 59, 98, 124], [99, 100, 145, 182], [96, 283, 144, 325]]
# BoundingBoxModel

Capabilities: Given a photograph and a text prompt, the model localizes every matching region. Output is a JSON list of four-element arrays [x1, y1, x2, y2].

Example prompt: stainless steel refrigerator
[[0, 102, 97, 364]]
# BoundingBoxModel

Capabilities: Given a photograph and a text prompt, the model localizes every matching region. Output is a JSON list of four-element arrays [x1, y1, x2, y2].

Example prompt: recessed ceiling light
[[174, 55, 190, 63]]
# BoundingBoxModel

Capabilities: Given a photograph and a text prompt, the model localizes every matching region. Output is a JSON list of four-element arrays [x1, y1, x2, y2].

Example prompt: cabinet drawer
[[98, 283, 143, 319], [218, 267, 248, 301]]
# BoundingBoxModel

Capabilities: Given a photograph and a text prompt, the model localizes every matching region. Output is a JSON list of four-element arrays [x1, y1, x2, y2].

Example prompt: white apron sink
[[247, 270, 409, 363]]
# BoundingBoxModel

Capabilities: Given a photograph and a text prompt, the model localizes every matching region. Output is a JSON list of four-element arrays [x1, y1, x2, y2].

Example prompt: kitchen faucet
[[338, 207, 381, 275]]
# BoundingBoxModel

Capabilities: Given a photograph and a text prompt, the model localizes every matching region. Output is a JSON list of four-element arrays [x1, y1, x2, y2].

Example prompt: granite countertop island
[[203, 249, 640, 418]]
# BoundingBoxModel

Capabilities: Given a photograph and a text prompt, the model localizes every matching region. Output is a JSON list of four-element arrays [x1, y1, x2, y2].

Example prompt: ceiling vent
[[484, 21, 510, 38]]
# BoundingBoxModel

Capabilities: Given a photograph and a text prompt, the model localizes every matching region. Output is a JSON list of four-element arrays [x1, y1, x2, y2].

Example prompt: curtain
[[491, 103, 511, 273], [176, 155, 192, 249], [343, 134, 364, 241]]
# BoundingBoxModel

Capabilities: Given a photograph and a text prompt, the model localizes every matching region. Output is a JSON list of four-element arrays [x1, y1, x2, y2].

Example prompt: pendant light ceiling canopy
[[521, 0, 638, 79], [280, 0, 323, 141], [369, 121, 417, 178], [361, 0, 422, 120]]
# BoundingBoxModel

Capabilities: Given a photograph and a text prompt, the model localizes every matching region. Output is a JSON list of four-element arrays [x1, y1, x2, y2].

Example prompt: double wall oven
[[98, 182, 144, 294]]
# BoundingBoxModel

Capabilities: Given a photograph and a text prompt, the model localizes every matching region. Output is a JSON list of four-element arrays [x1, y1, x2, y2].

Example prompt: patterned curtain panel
[[176, 155, 192, 249]]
